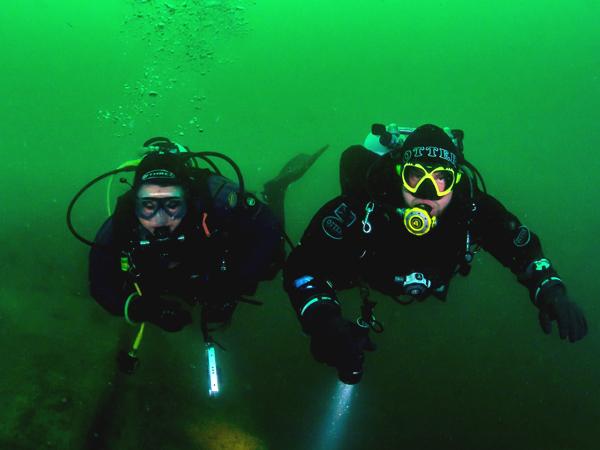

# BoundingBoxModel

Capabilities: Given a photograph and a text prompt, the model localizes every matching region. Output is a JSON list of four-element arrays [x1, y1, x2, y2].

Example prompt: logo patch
[[402, 146, 457, 167], [513, 225, 531, 247], [322, 216, 343, 240], [227, 191, 238, 208], [334, 203, 357, 227], [141, 169, 176, 181], [320, 202, 357, 240], [533, 258, 551, 271]]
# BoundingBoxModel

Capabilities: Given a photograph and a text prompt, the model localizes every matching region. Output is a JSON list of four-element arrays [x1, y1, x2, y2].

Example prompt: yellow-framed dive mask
[[397, 162, 461, 198]]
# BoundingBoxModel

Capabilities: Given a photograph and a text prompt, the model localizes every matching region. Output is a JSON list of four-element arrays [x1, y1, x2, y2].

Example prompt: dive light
[[206, 342, 220, 396]]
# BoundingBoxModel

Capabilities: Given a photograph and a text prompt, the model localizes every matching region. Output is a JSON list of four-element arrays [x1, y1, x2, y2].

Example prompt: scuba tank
[[362, 123, 464, 155]]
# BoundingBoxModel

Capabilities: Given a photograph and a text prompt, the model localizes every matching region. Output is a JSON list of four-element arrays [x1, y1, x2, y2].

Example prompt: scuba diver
[[68, 137, 326, 377], [283, 123, 588, 385]]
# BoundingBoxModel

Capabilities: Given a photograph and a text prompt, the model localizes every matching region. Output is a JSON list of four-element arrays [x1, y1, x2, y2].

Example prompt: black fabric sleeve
[[88, 218, 129, 316], [283, 196, 365, 328], [471, 191, 564, 303], [208, 176, 285, 296], [231, 196, 285, 291]]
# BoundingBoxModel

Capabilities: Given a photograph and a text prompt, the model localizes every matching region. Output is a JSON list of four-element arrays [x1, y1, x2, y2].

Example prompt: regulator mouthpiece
[[401, 205, 437, 236]]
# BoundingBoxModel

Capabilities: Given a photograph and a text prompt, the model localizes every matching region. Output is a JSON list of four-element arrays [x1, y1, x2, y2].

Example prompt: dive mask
[[135, 196, 187, 220], [397, 163, 461, 199]]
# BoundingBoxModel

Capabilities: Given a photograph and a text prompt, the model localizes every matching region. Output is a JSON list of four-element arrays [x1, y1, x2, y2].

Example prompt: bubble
[[99, 1, 252, 136]]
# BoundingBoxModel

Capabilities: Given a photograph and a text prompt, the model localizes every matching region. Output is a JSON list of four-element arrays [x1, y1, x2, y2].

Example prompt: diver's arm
[[229, 194, 285, 292], [283, 196, 363, 333], [285, 196, 376, 384], [472, 192, 564, 302], [473, 191, 587, 341], [208, 175, 284, 295], [88, 218, 129, 316]]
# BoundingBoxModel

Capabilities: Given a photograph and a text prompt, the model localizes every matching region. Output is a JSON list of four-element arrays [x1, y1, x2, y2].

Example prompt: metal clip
[[362, 202, 375, 234]]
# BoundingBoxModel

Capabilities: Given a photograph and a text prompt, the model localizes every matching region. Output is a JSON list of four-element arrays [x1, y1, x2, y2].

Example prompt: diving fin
[[263, 144, 329, 199]]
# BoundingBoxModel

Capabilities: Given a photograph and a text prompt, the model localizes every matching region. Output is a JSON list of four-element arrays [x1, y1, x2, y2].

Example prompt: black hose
[[66, 167, 137, 246], [67, 149, 246, 246], [183, 151, 245, 197], [462, 160, 487, 193], [190, 154, 221, 175]]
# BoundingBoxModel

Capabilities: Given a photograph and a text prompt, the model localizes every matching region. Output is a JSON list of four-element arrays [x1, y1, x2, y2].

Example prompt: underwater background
[[1, 0, 599, 449]]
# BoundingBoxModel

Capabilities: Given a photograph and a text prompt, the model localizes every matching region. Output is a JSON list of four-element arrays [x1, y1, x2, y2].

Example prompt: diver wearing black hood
[[283, 124, 587, 385], [87, 138, 326, 334]]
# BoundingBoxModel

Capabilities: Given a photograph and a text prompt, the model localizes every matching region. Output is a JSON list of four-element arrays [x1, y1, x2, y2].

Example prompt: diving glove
[[536, 285, 587, 342], [203, 297, 239, 324], [129, 295, 192, 332], [310, 315, 376, 384]]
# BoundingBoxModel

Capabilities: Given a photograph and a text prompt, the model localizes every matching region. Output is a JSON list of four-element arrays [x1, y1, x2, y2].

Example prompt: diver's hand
[[202, 296, 239, 324], [129, 296, 192, 332], [537, 286, 587, 342], [310, 316, 376, 384]]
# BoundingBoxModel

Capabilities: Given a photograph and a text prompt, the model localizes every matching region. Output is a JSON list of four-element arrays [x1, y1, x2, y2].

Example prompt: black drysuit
[[89, 174, 284, 317], [284, 172, 562, 325]]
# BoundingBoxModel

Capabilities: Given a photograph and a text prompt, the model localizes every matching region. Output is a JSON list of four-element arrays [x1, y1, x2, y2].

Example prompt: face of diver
[[399, 162, 456, 217], [401, 187, 453, 217], [135, 184, 187, 234]]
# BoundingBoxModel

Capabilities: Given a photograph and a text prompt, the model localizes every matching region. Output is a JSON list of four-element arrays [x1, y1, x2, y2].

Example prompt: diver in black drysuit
[[283, 124, 587, 384], [89, 139, 327, 333]]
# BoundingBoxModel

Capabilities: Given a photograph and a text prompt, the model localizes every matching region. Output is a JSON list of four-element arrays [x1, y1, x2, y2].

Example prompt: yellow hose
[[129, 282, 145, 355], [131, 323, 145, 353]]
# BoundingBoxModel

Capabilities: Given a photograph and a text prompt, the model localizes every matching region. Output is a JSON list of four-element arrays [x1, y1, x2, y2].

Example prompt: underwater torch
[[206, 342, 220, 397]]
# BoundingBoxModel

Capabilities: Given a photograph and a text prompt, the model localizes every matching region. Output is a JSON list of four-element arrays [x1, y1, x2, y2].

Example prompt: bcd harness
[[119, 173, 264, 371], [353, 193, 478, 332]]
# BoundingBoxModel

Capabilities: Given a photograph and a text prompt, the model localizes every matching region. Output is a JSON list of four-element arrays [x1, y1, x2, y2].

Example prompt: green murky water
[[1, 1, 599, 449]]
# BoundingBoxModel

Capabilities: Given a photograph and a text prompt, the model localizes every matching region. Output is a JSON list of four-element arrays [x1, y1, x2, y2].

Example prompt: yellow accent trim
[[126, 281, 146, 356], [124, 292, 140, 325], [397, 163, 459, 197], [131, 323, 145, 352], [120, 256, 130, 272], [117, 159, 143, 170], [403, 206, 437, 236], [124, 284, 143, 326]]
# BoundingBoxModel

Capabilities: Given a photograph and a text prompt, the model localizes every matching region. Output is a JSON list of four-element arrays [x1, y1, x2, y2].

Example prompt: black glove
[[536, 285, 587, 342], [203, 297, 239, 324], [129, 295, 192, 332], [310, 316, 376, 384]]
